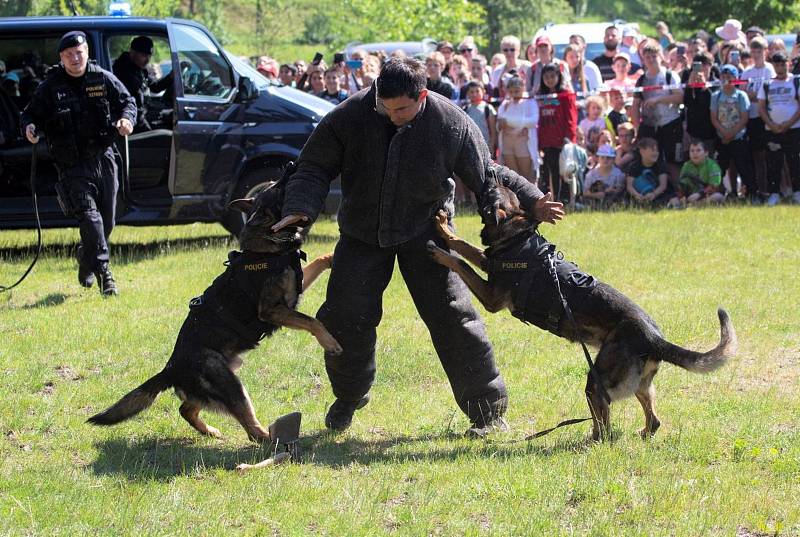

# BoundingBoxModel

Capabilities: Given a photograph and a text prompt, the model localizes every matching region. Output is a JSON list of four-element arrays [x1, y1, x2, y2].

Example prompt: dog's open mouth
[[240, 225, 304, 252]]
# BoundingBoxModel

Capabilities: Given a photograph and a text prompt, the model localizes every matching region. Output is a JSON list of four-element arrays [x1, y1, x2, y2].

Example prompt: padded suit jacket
[[282, 85, 544, 247]]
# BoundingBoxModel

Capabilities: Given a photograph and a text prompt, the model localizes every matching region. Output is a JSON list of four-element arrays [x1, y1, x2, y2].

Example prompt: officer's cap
[[58, 31, 87, 53], [130, 36, 154, 55]]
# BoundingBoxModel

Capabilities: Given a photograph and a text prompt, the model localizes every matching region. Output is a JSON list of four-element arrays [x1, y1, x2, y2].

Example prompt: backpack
[[463, 102, 492, 122], [635, 69, 674, 91], [761, 76, 800, 110]]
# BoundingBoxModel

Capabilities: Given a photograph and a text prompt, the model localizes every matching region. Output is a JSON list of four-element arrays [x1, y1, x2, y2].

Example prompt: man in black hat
[[745, 26, 765, 44], [21, 31, 137, 295], [112, 35, 173, 131]]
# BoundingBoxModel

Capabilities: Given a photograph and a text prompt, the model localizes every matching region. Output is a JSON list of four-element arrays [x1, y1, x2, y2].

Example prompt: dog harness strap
[[193, 250, 303, 344]]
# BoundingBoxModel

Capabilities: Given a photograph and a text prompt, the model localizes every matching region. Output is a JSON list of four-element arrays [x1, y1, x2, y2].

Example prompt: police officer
[[22, 31, 137, 296], [112, 36, 172, 132]]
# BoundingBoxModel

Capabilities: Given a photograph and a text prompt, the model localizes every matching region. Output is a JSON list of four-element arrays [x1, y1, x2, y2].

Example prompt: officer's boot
[[96, 263, 119, 297], [76, 245, 95, 288], [324, 395, 370, 431]]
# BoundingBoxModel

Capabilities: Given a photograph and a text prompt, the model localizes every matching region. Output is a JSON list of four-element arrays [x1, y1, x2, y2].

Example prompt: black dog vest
[[190, 250, 305, 344], [487, 230, 596, 334]]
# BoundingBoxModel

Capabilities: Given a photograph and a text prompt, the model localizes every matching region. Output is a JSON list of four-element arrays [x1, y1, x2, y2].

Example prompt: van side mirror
[[237, 76, 258, 102]]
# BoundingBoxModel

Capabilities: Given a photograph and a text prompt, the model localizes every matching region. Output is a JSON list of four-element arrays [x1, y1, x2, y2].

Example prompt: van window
[[106, 34, 171, 88], [0, 35, 74, 113], [171, 24, 233, 100]]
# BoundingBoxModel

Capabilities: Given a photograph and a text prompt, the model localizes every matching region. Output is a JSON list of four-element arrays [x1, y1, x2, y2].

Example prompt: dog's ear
[[228, 197, 256, 215]]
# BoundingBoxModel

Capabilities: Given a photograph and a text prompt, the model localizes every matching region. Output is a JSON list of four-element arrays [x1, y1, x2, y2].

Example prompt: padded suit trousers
[[317, 223, 508, 428]]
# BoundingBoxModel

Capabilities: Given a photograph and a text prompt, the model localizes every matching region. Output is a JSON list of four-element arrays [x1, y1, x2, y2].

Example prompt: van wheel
[[221, 167, 283, 237]]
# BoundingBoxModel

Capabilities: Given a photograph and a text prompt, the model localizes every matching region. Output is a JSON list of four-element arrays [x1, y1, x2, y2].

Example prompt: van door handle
[[184, 106, 197, 119]]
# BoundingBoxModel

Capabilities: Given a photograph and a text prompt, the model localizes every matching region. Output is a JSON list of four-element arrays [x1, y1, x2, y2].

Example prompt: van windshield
[[225, 52, 276, 89]]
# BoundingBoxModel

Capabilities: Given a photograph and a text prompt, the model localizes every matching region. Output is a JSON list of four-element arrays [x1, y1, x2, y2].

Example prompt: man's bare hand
[[115, 118, 133, 136], [25, 124, 39, 144], [434, 210, 459, 243], [532, 192, 565, 224], [272, 214, 309, 232]]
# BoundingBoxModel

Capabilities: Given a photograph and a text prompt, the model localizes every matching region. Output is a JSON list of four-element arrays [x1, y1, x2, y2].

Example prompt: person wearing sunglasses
[[272, 57, 564, 437], [489, 35, 531, 100]]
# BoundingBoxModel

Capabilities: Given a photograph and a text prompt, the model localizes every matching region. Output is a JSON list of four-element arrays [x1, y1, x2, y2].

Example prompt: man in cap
[[745, 26, 765, 44], [112, 35, 173, 132], [757, 52, 800, 205], [22, 31, 137, 295]]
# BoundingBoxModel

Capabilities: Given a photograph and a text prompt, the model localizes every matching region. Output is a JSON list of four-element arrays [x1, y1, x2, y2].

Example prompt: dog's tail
[[87, 369, 172, 426], [654, 308, 737, 373]]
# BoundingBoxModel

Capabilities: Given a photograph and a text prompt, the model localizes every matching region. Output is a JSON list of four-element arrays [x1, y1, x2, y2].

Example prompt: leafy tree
[[658, 0, 800, 34], [475, 0, 573, 53], [308, 0, 487, 50]]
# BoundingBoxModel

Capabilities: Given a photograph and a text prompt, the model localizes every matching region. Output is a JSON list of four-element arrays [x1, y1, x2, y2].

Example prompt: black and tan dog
[[426, 187, 737, 440], [88, 182, 341, 442]]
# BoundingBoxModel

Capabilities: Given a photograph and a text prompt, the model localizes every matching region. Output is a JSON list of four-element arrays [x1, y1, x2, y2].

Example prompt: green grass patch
[[1, 207, 798, 535]]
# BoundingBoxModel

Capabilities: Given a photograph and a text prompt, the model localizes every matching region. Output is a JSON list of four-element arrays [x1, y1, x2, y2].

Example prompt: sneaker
[[766, 193, 781, 207], [96, 264, 118, 297], [464, 416, 510, 439], [792, 191, 800, 204], [76, 245, 95, 288], [325, 395, 370, 431]]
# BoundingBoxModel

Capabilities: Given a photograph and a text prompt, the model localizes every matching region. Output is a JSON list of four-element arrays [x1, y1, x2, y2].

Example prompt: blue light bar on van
[[108, 2, 131, 16]]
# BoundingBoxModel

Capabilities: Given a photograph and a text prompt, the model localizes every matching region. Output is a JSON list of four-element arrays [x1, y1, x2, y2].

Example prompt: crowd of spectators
[[3, 19, 799, 209], [253, 18, 800, 209]]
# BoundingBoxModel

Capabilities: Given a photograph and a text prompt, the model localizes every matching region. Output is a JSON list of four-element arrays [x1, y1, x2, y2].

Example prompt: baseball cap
[[597, 144, 616, 158], [622, 26, 637, 38], [130, 36, 154, 55], [720, 64, 740, 77], [437, 40, 454, 52], [745, 25, 765, 35], [3, 72, 20, 83], [57, 31, 87, 53], [535, 35, 552, 47], [770, 51, 788, 63], [613, 52, 631, 63]]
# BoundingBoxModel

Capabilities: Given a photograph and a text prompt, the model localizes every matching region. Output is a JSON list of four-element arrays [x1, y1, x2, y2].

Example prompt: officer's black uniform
[[112, 36, 172, 132], [21, 31, 137, 295]]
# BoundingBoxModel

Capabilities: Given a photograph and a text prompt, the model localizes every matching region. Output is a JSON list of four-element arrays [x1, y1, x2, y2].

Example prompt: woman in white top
[[496, 76, 539, 181]]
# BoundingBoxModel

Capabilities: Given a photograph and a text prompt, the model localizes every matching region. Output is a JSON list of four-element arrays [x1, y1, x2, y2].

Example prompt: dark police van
[[0, 16, 336, 235]]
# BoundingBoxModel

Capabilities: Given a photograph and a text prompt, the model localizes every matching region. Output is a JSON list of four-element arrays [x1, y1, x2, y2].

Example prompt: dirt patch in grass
[[733, 349, 799, 395]]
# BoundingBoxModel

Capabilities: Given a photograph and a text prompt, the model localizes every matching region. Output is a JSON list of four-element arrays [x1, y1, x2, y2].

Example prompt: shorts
[[747, 117, 767, 151], [501, 130, 531, 158], [638, 118, 684, 163]]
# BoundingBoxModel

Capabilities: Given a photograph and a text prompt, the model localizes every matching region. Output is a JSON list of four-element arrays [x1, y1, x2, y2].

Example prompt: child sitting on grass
[[583, 143, 626, 208], [668, 139, 725, 207], [624, 137, 671, 206]]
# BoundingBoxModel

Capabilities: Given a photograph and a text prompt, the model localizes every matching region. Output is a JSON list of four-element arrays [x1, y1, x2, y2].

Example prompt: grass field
[[1, 207, 798, 535]]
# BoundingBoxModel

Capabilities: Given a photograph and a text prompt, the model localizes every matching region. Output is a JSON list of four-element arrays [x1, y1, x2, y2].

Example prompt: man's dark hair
[[377, 58, 426, 100], [280, 63, 298, 75]]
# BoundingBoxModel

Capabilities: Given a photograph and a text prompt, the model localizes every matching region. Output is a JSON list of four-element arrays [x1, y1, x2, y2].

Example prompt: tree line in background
[[1, 0, 798, 56]]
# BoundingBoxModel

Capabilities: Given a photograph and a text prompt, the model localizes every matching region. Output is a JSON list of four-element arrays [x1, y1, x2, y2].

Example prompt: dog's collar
[[486, 226, 537, 258]]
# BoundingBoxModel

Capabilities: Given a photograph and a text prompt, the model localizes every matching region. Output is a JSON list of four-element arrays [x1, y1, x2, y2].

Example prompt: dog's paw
[[204, 425, 223, 438], [319, 334, 343, 356], [426, 240, 453, 266]]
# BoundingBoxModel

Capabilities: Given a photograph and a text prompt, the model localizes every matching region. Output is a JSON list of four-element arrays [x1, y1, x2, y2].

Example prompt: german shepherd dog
[[426, 186, 737, 440], [88, 181, 341, 442]]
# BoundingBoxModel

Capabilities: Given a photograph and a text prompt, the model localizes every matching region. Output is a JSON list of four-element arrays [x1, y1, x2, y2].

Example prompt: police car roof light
[[108, 2, 131, 16]]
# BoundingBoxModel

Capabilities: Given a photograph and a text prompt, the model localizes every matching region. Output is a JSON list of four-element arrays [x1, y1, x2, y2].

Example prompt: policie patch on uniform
[[491, 260, 529, 271], [243, 262, 271, 271], [85, 84, 105, 98]]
